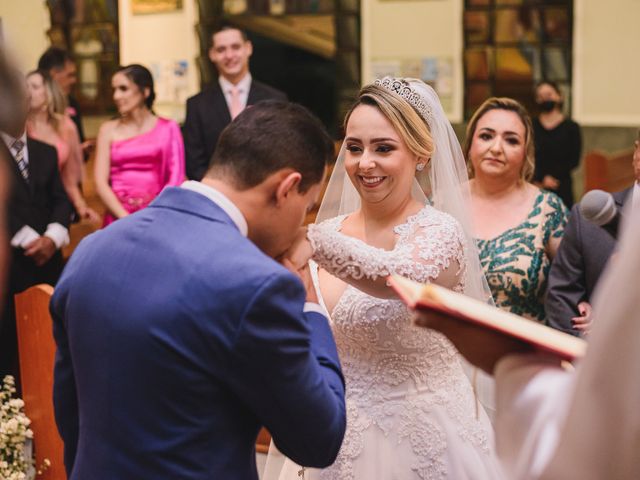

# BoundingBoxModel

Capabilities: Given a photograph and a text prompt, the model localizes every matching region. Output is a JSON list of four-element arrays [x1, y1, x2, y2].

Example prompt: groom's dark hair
[[206, 101, 334, 192]]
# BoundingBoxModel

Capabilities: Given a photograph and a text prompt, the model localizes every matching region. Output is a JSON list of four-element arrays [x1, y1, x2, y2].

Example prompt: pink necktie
[[229, 86, 243, 119]]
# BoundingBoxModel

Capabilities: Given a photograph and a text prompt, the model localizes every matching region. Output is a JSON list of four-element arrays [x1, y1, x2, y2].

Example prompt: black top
[[533, 117, 582, 208], [182, 80, 287, 181], [68, 95, 85, 143]]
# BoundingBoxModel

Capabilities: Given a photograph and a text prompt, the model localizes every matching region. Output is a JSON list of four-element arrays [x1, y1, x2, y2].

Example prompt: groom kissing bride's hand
[[281, 227, 314, 269], [281, 257, 319, 304], [50, 101, 346, 480], [280, 227, 319, 303]]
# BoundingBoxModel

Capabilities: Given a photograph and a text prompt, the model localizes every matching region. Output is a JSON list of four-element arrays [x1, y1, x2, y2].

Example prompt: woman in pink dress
[[95, 64, 185, 226], [26, 70, 100, 222]]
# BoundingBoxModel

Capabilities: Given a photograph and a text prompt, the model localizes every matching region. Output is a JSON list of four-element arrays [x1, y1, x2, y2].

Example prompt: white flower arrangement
[[0, 375, 49, 480]]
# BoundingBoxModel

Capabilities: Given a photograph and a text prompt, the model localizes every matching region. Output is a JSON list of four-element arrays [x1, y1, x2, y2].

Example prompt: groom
[[52, 101, 346, 479]]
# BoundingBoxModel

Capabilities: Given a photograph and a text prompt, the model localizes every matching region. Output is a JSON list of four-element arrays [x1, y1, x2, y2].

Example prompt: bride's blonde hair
[[344, 84, 435, 162]]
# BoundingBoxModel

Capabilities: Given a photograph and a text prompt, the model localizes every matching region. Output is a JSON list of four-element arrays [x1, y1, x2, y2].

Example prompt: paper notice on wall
[[150, 60, 189, 122], [151, 60, 188, 104], [421, 57, 438, 84], [370, 56, 455, 117], [435, 58, 453, 96], [401, 59, 421, 79], [371, 60, 401, 80]]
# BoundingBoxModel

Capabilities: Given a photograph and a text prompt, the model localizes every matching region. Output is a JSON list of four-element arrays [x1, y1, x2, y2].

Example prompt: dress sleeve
[[163, 120, 186, 186], [308, 210, 467, 290], [542, 192, 569, 246]]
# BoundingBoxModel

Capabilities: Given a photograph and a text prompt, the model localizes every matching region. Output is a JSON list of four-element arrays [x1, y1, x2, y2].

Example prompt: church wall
[[0, 0, 51, 72], [361, 0, 465, 123], [118, 0, 200, 122], [1, 0, 637, 139], [572, 0, 640, 127]]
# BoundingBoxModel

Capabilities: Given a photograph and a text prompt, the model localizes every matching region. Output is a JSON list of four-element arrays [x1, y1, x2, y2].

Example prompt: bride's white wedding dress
[[264, 206, 502, 480]]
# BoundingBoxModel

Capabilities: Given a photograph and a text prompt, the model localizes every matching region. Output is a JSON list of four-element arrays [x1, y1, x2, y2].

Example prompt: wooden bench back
[[584, 148, 635, 193], [15, 284, 66, 480]]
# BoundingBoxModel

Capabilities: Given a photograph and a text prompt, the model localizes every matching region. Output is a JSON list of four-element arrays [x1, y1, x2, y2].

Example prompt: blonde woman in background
[[26, 70, 100, 222]]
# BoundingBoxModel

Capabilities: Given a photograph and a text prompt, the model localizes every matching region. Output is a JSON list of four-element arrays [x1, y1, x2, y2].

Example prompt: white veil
[[317, 77, 492, 305], [316, 77, 496, 417]]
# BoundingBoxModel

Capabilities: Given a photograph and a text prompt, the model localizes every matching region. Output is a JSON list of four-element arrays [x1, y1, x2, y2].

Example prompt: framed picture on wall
[[132, 0, 183, 15]]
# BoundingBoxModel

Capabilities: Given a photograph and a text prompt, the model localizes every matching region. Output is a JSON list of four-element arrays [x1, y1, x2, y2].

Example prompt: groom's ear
[[274, 171, 303, 206]]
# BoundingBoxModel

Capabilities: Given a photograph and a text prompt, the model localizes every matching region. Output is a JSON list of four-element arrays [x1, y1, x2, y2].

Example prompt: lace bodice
[[307, 207, 494, 480], [308, 206, 468, 290]]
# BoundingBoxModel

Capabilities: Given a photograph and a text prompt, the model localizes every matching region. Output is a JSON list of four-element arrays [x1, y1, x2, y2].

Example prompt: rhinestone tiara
[[373, 77, 433, 127]]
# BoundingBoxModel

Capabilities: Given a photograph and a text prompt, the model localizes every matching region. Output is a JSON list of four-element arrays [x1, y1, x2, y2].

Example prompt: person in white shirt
[[183, 26, 287, 181], [413, 199, 640, 479]]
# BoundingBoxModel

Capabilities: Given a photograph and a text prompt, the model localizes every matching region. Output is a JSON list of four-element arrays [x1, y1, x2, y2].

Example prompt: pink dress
[[27, 115, 77, 171], [103, 117, 185, 226]]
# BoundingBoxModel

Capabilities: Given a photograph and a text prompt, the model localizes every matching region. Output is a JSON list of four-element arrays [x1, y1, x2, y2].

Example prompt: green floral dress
[[476, 191, 569, 322]]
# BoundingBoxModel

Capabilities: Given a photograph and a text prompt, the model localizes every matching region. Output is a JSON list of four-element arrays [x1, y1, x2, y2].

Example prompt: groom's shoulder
[[216, 246, 297, 288]]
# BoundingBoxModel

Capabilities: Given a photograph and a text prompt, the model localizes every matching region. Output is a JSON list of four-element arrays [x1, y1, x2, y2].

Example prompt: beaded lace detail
[[309, 206, 494, 480], [308, 206, 468, 289]]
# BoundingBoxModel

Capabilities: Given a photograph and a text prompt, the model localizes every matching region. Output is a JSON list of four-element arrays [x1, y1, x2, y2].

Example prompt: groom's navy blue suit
[[51, 186, 346, 479]]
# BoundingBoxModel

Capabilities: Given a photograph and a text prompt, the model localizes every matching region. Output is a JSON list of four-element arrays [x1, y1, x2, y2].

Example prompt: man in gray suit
[[545, 132, 639, 336]]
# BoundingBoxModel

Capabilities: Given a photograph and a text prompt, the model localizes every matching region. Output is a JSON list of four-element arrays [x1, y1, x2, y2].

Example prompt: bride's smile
[[344, 103, 421, 207], [358, 175, 386, 187]]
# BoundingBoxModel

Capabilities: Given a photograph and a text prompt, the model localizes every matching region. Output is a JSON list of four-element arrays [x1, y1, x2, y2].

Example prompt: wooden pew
[[584, 148, 635, 193], [15, 284, 66, 480]]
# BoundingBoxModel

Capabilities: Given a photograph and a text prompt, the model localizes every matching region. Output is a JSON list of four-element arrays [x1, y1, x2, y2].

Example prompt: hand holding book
[[390, 276, 587, 375], [412, 309, 535, 374]]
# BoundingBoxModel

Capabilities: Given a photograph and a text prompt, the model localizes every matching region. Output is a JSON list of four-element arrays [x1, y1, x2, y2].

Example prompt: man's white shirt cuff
[[44, 223, 70, 249], [10, 225, 40, 248], [304, 302, 329, 319]]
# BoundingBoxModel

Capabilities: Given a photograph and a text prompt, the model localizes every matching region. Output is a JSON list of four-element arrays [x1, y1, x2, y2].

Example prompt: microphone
[[579, 189, 621, 239]]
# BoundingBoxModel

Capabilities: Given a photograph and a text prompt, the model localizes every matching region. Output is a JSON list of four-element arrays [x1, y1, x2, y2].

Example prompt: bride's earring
[[416, 163, 425, 172]]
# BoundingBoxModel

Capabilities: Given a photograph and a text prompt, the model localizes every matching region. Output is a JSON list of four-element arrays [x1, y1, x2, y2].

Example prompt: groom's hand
[[282, 259, 319, 304], [283, 227, 314, 270]]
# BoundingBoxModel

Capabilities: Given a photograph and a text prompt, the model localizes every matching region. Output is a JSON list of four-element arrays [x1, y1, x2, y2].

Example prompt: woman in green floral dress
[[464, 97, 569, 322]]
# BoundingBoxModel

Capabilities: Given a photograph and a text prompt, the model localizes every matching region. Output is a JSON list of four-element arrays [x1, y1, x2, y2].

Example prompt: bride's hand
[[282, 227, 314, 270]]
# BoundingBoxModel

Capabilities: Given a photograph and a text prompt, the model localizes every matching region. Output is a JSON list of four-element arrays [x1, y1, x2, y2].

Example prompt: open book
[[390, 275, 587, 361]]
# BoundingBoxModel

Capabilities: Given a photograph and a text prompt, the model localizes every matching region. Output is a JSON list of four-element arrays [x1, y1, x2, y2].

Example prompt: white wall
[[118, 0, 199, 122], [4, 0, 639, 128], [361, 0, 464, 122], [572, 0, 640, 126], [0, 0, 50, 72]]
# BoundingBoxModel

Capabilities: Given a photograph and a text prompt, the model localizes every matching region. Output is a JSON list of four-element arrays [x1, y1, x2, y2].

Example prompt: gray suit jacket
[[545, 188, 631, 335]]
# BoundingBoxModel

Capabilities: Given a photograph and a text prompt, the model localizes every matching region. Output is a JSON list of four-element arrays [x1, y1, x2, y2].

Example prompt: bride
[[265, 78, 502, 479]]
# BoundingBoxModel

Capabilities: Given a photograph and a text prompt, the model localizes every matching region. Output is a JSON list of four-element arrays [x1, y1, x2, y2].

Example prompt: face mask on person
[[538, 100, 560, 112]]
